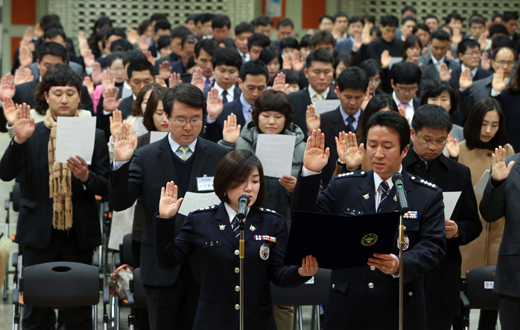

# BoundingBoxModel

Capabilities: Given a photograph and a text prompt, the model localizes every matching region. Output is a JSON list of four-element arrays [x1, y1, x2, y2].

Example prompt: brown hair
[[213, 150, 265, 208], [142, 87, 168, 131], [130, 82, 162, 117], [251, 89, 293, 131]]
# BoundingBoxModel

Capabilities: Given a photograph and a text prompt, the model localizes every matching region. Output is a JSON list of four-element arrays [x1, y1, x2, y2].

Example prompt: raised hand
[[83, 76, 94, 94], [343, 132, 364, 171], [114, 121, 138, 162], [335, 131, 347, 162], [360, 88, 372, 111], [272, 72, 288, 93], [361, 22, 373, 45], [83, 48, 96, 69], [102, 69, 115, 93], [398, 106, 407, 119], [303, 129, 330, 172], [109, 109, 123, 138], [282, 53, 292, 70], [33, 24, 43, 39], [279, 175, 297, 193], [139, 35, 150, 52], [222, 113, 241, 144], [169, 72, 182, 87], [480, 52, 491, 71], [14, 103, 35, 144], [459, 67, 473, 90], [291, 50, 304, 73], [381, 50, 391, 69], [13, 67, 33, 85], [103, 87, 122, 112], [127, 29, 139, 45], [492, 69, 508, 93], [91, 62, 102, 85], [305, 105, 320, 133], [206, 87, 223, 121], [445, 49, 454, 61], [67, 155, 89, 183], [446, 132, 459, 158], [491, 146, 514, 182], [0, 73, 16, 101], [159, 181, 184, 218], [439, 63, 452, 81], [298, 255, 318, 277], [145, 50, 156, 66], [21, 26, 34, 48], [190, 67, 205, 91], [154, 75, 167, 87], [19, 46, 33, 68], [159, 61, 172, 80], [78, 32, 89, 57], [478, 31, 489, 50], [2, 96, 17, 126]]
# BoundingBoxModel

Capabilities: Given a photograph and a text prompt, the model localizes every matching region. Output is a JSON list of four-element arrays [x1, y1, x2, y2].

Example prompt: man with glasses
[[111, 83, 228, 330], [448, 39, 492, 91], [390, 61, 422, 124], [403, 104, 481, 330]]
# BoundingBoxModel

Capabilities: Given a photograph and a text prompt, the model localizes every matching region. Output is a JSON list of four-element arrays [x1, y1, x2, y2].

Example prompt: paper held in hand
[[443, 191, 461, 220], [55, 117, 96, 164], [474, 170, 490, 195], [255, 134, 296, 178], [178, 192, 221, 216], [314, 100, 341, 115]]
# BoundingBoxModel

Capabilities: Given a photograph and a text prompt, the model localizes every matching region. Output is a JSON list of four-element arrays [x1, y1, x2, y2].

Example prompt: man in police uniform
[[292, 111, 446, 330]]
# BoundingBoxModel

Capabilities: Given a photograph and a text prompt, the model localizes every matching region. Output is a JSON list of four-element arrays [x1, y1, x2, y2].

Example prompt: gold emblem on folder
[[361, 233, 378, 246]]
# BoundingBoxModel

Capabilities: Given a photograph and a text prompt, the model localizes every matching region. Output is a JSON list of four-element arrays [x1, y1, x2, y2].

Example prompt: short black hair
[[41, 63, 82, 94], [371, 26, 382, 38], [109, 27, 127, 40], [401, 6, 417, 15], [277, 18, 294, 29], [252, 90, 293, 130], [150, 13, 168, 22], [415, 23, 430, 34], [211, 47, 242, 70], [38, 42, 67, 63], [163, 83, 207, 117], [412, 104, 453, 134], [107, 51, 125, 67], [337, 67, 368, 93], [154, 19, 171, 33], [43, 28, 66, 41], [158, 35, 173, 51], [235, 22, 254, 36], [424, 14, 439, 23], [492, 13, 503, 22], [319, 15, 334, 24], [311, 30, 336, 47], [366, 111, 410, 152], [502, 11, 519, 23], [491, 37, 515, 52], [305, 48, 334, 69], [254, 15, 273, 27], [349, 16, 364, 26], [138, 20, 151, 35], [239, 60, 269, 82], [248, 33, 271, 50], [212, 15, 231, 29], [195, 39, 219, 58], [110, 39, 133, 52], [335, 53, 357, 70], [457, 39, 480, 56], [359, 59, 382, 81], [364, 14, 376, 25], [201, 13, 215, 24], [259, 45, 282, 67], [280, 37, 299, 50], [127, 60, 155, 79], [469, 17, 486, 28], [280, 69, 299, 84], [357, 94, 399, 143], [391, 61, 422, 85], [420, 80, 459, 115], [39, 14, 60, 30], [401, 16, 416, 26], [300, 34, 312, 48], [445, 12, 464, 25], [464, 98, 508, 149], [123, 49, 147, 66], [440, 25, 453, 36], [185, 14, 197, 24], [489, 23, 509, 38], [430, 29, 450, 42], [171, 26, 191, 40], [334, 12, 348, 22], [181, 34, 198, 48], [380, 15, 399, 28]]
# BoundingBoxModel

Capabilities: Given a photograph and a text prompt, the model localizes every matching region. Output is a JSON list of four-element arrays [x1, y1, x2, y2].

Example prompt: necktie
[[314, 93, 324, 101], [242, 53, 247, 64], [232, 217, 240, 239], [247, 107, 252, 120], [204, 78, 211, 90], [346, 115, 356, 132], [378, 181, 389, 213], [178, 146, 190, 161], [398, 102, 408, 110], [222, 90, 229, 104]]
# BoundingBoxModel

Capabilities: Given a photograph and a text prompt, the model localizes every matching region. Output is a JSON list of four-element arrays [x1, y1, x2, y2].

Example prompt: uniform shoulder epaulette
[[336, 170, 368, 179], [409, 176, 440, 190], [257, 207, 284, 218], [193, 204, 218, 213]]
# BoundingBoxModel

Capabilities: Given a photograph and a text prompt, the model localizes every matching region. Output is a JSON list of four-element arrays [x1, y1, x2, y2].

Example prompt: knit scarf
[[44, 110, 78, 231]]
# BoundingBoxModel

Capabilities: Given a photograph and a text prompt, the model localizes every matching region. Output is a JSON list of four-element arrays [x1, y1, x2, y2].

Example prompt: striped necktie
[[378, 181, 390, 213], [232, 217, 240, 239]]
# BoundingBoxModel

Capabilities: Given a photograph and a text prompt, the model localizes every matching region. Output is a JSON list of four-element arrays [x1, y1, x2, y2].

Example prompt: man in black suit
[[390, 61, 422, 124], [170, 34, 198, 75], [288, 49, 338, 134], [97, 60, 154, 139], [272, 18, 294, 52], [202, 47, 242, 101], [306, 67, 368, 185], [0, 65, 110, 330], [192, 39, 219, 92], [155, 26, 191, 71], [355, 15, 404, 65], [110, 83, 228, 330], [502, 11, 519, 44], [204, 60, 268, 143], [448, 39, 492, 91], [403, 105, 481, 330]]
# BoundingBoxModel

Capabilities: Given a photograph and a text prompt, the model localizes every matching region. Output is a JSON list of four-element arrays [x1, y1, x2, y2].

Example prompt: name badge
[[203, 240, 221, 248], [197, 176, 214, 191]]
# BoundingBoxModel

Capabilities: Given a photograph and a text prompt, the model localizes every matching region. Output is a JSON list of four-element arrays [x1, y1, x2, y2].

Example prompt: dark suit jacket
[[418, 54, 460, 94], [170, 60, 187, 75], [155, 52, 181, 72], [288, 87, 338, 134], [292, 169, 446, 329], [334, 38, 354, 55], [110, 136, 228, 286], [203, 98, 246, 143], [96, 95, 134, 140], [448, 66, 492, 91], [13, 80, 94, 115], [155, 203, 308, 329], [480, 153, 520, 298], [0, 123, 110, 250], [202, 84, 242, 101], [458, 74, 493, 124], [403, 149, 481, 317]]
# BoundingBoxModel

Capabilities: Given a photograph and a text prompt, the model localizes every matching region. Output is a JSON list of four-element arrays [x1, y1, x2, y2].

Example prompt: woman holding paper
[[218, 90, 305, 223], [456, 98, 513, 329], [154, 149, 318, 330]]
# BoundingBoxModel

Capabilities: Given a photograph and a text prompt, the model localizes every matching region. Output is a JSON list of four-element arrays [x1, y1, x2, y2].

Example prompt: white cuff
[[301, 166, 321, 177], [85, 66, 93, 75], [113, 160, 129, 171], [490, 89, 501, 97]]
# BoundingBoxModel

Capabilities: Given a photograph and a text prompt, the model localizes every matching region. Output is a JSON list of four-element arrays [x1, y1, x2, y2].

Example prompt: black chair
[[3, 182, 21, 301], [460, 265, 499, 330], [127, 268, 148, 330], [271, 268, 331, 330], [12, 261, 111, 330]]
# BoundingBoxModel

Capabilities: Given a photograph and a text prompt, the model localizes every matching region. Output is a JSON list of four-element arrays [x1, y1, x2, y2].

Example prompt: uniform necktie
[[346, 115, 356, 133], [378, 181, 389, 213], [232, 217, 240, 239], [222, 90, 229, 104], [178, 146, 190, 161]]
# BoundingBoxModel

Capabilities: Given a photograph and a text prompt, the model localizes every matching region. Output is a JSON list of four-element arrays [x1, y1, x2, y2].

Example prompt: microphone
[[236, 194, 250, 220], [392, 173, 409, 214]]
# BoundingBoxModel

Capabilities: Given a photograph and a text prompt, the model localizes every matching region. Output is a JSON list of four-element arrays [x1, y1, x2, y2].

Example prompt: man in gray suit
[[480, 147, 520, 330], [418, 29, 460, 93]]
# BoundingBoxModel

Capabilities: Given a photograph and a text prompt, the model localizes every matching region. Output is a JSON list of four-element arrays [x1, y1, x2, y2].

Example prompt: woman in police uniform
[[154, 149, 318, 329]]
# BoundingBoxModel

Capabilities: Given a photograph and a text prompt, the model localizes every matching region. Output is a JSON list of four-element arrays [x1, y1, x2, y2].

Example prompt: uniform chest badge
[[363, 193, 369, 200], [393, 195, 397, 201], [219, 224, 226, 230], [250, 225, 256, 231], [259, 244, 270, 260], [397, 235, 410, 251]]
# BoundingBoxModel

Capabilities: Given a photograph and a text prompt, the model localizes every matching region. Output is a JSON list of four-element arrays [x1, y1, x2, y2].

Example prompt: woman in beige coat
[[456, 98, 513, 329]]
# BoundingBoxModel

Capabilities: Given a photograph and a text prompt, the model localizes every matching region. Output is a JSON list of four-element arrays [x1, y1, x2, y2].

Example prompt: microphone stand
[[238, 218, 245, 330], [398, 213, 404, 330]]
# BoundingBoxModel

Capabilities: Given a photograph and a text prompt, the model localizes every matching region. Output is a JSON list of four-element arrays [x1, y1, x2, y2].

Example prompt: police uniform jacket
[[292, 169, 446, 330], [155, 203, 309, 330]]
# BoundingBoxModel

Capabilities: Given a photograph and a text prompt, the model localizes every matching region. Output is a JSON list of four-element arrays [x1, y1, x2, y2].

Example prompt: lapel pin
[[250, 225, 256, 231], [363, 193, 369, 200], [219, 224, 226, 230], [393, 195, 397, 201]]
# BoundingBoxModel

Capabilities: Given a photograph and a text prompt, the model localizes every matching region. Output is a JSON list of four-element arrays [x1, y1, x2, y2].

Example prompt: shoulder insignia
[[410, 176, 439, 190], [193, 205, 218, 213], [257, 207, 284, 218], [336, 170, 368, 179]]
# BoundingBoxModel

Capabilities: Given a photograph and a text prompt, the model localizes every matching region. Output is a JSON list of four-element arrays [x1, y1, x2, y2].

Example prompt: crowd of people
[[0, 6, 519, 330]]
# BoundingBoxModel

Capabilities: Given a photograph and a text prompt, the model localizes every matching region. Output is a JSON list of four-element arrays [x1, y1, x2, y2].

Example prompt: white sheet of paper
[[389, 57, 404, 69], [256, 134, 296, 178], [55, 117, 96, 164], [305, 276, 315, 284], [315, 99, 341, 115], [474, 170, 490, 195], [150, 131, 168, 144], [443, 191, 461, 220], [137, 117, 148, 136], [178, 192, 221, 216]]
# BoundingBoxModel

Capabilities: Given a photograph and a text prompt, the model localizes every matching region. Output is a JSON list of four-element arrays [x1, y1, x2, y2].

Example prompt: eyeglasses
[[416, 136, 447, 147], [395, 86, 418, 94], [495, 61, 515, 67], [170, 117, 203, 126], [464, 52, 480, 57]]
